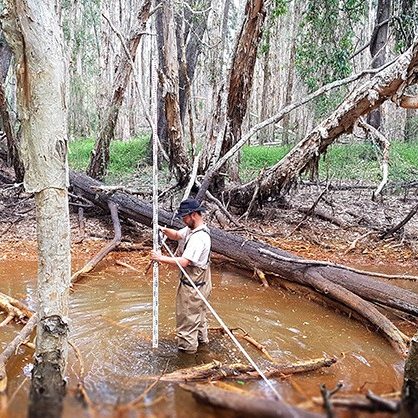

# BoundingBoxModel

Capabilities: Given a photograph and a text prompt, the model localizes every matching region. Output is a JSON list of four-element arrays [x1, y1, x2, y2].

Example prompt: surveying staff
[[151, 198, 212, 354]]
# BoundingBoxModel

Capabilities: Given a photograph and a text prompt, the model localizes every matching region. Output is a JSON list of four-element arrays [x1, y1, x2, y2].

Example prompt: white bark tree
[[1, 1, 71, 417]]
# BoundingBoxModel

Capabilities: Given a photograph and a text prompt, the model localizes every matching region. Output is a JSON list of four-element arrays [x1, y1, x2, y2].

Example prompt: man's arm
[[151, 250, 191, 268], [160, 226, 182, 241]]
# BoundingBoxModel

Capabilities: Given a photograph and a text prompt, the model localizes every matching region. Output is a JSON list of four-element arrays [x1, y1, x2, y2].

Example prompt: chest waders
[[176, 229, 212, 353]]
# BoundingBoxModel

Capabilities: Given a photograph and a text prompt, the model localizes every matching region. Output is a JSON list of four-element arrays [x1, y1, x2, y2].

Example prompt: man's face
[[182, 212, 195, 229]]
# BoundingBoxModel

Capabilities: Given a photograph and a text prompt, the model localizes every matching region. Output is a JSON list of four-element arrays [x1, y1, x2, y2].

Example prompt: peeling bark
[[1, 2, 72, 416], [157, 0, 190, 186], [400, 332, 418, 417]]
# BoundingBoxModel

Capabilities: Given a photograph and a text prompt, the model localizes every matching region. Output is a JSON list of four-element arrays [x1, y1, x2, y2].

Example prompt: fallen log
[[180, 383, 323, 418], [69, 171, 418, 352], [159, 357, 336, 383]]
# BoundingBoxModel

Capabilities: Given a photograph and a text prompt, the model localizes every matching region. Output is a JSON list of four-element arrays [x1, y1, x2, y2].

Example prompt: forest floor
[[1, 163, 418, 273]]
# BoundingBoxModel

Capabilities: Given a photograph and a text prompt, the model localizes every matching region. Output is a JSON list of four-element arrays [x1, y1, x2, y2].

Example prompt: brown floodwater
[[0, 257, 412, 417]]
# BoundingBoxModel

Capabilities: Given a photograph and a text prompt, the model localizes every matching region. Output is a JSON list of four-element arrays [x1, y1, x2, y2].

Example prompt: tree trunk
[[225, 35, 418, 206], [0, 32, 24, 181], [400, 331, 418, 417], [158, 0, 190, 186], [69, 170, 418, 354], [219, 0, 266, 182], [281, 1, 299, 145], [1, 2, 71, 417], [87, 0, 151, 180], [177, 0, 211, 127], [367, 0, 391, 129]]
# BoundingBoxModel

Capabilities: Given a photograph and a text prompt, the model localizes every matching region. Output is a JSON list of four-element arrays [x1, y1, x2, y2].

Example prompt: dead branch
[[159, 357, 336, 382], [210, 326, 274, 361], [180, 383, 323, 418], [358, 119, 390, 198], [0, 292, 33, 324], [366, 390, 399, 412], [115, 260, 140, 272], [289, 187, 329, 235], [91, 185, 149, 195], [344, 231, 376, 254], [380, 202, 418, 239], [310, 392, 400, 413], [320, 383, 343, 418], [0, 313, 38, 393], [71, 201, 121, 283]]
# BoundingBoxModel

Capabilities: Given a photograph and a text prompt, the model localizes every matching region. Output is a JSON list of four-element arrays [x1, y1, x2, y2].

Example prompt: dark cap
[[175, 198, 206, 218]]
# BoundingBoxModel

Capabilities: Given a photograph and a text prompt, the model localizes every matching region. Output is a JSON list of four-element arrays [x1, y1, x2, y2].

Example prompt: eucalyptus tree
[[1, 1, 71, 417], [401, 331, 418, 417], [155, 0, 211, 185], [295, 0, 366, 120], [0, 30, 23, 181], [367, 0, 391, 129], [87, 0, 152, 179]]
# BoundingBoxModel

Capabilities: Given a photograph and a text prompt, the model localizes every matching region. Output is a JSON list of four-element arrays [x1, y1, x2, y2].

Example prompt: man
[[151, 198, 212, 354]]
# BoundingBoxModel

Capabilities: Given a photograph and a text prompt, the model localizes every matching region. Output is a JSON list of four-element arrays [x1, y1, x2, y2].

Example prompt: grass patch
[[240, 141, 418, 182], [69, 138, 418, 183], [68, 136, 150, 179]]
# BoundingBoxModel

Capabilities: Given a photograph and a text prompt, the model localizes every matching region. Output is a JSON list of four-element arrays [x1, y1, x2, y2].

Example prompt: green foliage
[[320, 141, 418, 181], [295, 0, 366, 117], [272, 0, 289, 18], [260, 0, 289, 56], [68, 136, 150, 178], [393, 0, 418, 52]]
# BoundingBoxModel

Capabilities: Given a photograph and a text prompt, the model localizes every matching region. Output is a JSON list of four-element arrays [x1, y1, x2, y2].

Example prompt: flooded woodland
[[1, 179, 417, 417], [1, 0, 418, 416]]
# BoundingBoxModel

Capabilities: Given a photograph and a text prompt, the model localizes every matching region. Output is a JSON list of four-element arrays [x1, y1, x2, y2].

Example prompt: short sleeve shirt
[[178, 225, 211, 269]]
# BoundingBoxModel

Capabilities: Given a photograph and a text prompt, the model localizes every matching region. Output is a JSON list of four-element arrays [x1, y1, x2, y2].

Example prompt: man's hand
[[151, 250, 162, 262], [158, 226, 180, 241]]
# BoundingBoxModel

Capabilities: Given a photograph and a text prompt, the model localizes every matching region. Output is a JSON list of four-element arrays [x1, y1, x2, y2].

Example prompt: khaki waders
[[176, 265, 212, 353]]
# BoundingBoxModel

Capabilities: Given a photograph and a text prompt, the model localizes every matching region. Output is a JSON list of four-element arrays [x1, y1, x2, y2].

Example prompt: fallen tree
[[196, 35, 418, 207], [69, 171, 418, 355], [180, 383, 323, 418]]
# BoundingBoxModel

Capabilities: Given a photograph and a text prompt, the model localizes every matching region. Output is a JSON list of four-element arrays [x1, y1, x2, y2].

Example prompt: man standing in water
[[151, 198, 212, 354]]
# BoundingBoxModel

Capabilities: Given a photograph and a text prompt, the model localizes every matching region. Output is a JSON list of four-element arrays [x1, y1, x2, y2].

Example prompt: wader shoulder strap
[[183, 227, 211, 267]]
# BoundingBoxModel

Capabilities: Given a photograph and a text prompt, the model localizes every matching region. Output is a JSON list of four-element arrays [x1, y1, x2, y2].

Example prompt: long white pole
[[151, 37, 159, 349]]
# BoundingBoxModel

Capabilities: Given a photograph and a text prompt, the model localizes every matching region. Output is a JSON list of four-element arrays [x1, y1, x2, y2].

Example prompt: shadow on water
[[0, 258, 410, 417]]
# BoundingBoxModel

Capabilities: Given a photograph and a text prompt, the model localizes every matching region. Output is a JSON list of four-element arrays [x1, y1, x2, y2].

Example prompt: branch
[[357, 119, 390, 198], [71, 201, 122, 283]]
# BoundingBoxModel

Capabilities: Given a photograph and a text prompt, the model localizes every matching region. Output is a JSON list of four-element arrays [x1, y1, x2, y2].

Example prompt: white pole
[[151, 36, 159, 349]]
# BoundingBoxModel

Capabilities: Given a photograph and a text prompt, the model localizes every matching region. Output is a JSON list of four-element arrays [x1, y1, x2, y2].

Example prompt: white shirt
[[178, 225, 211, 269]]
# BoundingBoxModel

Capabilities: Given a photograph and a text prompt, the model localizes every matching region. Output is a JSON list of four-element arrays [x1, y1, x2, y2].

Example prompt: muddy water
[[0, 259, 408, 417]]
